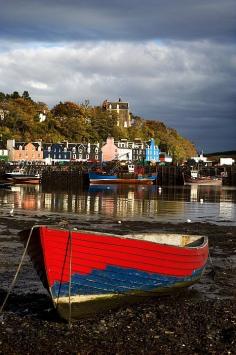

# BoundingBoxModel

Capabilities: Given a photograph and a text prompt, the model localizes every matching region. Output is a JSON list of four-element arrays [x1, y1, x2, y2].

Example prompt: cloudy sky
[[0, 0, 236, 152]]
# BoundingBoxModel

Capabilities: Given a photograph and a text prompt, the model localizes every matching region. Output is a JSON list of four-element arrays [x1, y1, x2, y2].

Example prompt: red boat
[[20, 226, 208, 320]]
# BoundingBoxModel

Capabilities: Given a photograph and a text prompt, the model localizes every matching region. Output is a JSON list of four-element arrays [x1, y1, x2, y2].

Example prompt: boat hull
[[90, 178, 154, 185], [6, 173, 41, 184], [12, 177, 41, 184], [86, 172, 157, 185], [20, 226, 208, 320], [184, 178, 222, 186]]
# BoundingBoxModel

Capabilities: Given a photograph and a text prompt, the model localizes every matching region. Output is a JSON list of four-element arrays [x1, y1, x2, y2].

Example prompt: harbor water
[[0, 184, 235, 226], [0, 183, 236, 354]]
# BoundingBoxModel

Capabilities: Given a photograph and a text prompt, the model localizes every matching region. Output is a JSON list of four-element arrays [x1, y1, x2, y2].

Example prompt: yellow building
[[102, 98, 131, 128]]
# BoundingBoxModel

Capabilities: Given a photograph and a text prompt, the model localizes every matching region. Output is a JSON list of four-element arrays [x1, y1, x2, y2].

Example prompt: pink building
[[101, 137, 119, 162], [7, 140, 43, 162]]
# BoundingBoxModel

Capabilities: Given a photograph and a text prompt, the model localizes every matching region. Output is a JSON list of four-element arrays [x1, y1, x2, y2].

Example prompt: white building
[[220, 158, 235, 166]]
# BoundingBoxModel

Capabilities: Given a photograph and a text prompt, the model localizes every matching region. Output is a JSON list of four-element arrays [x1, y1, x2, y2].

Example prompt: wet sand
[[0, 213, 236, 354]]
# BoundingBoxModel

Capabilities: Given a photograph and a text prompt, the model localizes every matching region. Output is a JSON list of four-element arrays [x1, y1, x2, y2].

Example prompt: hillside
[[0, 91, 197, 162]]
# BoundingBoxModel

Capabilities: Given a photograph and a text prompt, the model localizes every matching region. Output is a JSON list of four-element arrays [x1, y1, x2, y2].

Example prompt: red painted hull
[[20, 226, 208, 319]]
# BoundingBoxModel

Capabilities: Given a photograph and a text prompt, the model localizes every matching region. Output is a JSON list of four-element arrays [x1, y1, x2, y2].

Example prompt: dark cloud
[[0, 0, 235, 42], [0, 1, 235, 152]]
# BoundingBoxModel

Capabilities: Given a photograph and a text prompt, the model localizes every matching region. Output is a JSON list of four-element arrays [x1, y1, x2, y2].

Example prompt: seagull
[[200, 198, 204, 204], [117, 220, 122, 224], [9, 208, 14, 216], [187, 219, 191, 223]]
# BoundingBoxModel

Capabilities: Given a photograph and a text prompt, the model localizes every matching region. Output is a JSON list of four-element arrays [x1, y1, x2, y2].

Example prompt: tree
[[11, 91, 20, 99], [22, 90, 31, 100], [91, 109, 117, 142]]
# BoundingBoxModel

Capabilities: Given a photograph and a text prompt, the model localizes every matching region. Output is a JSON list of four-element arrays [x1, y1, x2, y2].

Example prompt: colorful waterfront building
[[43, 142, 71, 164], [68, 142, 101, 162], [7, 139, 43, 162], [145, 138, 160, 163]]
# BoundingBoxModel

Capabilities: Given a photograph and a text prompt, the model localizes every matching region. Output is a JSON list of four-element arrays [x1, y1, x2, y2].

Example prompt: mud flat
[[0, 213, 235, 354]]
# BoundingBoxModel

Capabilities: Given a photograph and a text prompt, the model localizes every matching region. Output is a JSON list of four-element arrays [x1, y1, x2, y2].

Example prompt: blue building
[[145, 138, 160, 162], [43, 143, 71, 164]]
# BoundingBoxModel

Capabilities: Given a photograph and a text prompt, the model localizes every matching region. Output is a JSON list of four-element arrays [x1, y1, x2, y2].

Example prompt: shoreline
[[0, 216, 235, 354]]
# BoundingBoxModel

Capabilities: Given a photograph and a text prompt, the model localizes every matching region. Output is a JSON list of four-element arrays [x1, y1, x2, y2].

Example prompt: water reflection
[[0, 184, 235, 225]]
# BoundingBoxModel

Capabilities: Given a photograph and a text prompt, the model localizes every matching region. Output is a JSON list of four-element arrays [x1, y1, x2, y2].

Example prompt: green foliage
[[0, 92, 6, 101], [0, 91, 197, 162], [11, 91, 20, 99]]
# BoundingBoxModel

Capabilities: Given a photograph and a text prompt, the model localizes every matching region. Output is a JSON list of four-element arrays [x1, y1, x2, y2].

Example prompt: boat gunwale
[[31, 225, 208, 251]]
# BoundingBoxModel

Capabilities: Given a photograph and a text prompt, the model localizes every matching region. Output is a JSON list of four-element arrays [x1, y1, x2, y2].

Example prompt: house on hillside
[[0, 108, 9, 121], [102, 98, 131, 128]]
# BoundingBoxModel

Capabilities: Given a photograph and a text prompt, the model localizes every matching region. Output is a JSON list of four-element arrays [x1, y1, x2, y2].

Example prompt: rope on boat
[[68, 228, 73, 328], [0, 225, 38, 314]]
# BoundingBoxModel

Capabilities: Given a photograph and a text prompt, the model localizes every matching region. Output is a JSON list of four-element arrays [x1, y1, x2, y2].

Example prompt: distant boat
[[85, 171, 157, 185], [20, 225, 208, 320], [5, 170, 41, 184], [183, 170, 222, 186]]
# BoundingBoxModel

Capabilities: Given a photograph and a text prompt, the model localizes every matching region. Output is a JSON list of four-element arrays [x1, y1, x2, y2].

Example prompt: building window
[[73, 154, 76, 159], [95, 155, 98, 160]]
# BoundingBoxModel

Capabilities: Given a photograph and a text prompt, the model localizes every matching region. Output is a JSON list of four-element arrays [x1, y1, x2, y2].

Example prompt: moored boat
[[11, 175, 41, 184], [19, 226, 208, 320], [85, 171, 157, 185], [183, 170, 222, 186], [5, 171, 41, 184], [184, 177, 222, 186]]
